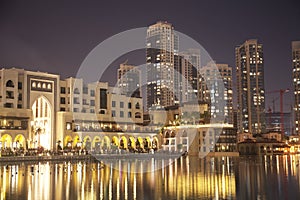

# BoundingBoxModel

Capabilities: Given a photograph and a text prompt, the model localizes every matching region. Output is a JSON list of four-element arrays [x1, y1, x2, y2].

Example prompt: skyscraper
[[236, 39, 266, 134], [200, 62, 233, 124], [117, 62, 141, 98], [179, 49, 201, 103], [146, 21, 178, 109], [292, 41, 300, 134]]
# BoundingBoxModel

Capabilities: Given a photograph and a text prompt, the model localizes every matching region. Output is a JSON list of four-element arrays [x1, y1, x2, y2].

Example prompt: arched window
[[6, 80, 14, 87], [74, 88, 80, 94], [135, 112, 141, 118], [32, 82, 36, 88], [47, 84, 51, 89], [37, 83, 41, 88], [164, 131, 170, 138], [170, 131, 176, 137], [42, 83, 46, 89], [135, 102, 140, 109]]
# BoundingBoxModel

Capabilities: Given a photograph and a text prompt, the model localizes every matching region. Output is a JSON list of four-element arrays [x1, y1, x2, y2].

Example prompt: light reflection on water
[[0, 155, 300, 200]]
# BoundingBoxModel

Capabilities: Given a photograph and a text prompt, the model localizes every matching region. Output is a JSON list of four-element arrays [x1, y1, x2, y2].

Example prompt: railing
[[73, 128, 157, 133], [0, 126, 27, 130]]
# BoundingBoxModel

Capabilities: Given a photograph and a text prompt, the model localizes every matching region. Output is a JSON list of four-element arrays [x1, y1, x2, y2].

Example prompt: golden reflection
[[1, 155, 300, 199]]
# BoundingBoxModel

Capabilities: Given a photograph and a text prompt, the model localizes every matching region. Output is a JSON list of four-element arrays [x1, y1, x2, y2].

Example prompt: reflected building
[[2, 155, 300, 200]]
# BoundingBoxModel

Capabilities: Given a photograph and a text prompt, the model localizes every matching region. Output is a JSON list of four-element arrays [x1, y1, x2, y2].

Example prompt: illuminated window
[[66, 122, 72, 130]]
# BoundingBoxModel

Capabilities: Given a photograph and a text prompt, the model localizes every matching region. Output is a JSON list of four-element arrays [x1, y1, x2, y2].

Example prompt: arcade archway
[[14, 134, 26, 149], [102, 136, 110, 150], [128, 137, 136, 151], [92, 136, 101, 151], [119, 136, 128, 149], [152, 137, 159, 150], [0, 134, 12, 148], [64, 135, 72, 149], [83, 136, 92, 150]]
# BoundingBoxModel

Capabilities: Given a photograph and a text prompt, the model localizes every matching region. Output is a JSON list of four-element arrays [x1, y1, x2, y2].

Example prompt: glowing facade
[[0, 68, 156, 151], [117, 63, 141, 98], [293, 41, 300, 134], [146, 21, 178, 109], [199, 62, 233, 124], [236, 39, 266, 134]]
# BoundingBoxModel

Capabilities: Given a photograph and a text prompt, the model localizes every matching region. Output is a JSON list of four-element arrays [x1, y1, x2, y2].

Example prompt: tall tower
[[179, 49, 201, 103], [292, 41, 300, 134], [236, 39, 266, 134], [117, 62, 141, 98], [146, 21, 178, 109], [200, 62, 233, 124]]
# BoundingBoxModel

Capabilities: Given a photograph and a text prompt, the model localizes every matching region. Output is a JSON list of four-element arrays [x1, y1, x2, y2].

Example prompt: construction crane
[[266, 88, 290, 138]]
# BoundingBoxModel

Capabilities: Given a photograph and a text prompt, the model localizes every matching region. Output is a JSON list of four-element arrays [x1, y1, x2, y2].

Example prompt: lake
[[1, 155, 300, 200]]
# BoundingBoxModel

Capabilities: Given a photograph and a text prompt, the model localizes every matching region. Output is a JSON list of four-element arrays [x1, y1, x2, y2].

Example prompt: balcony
[[0, 125, 28, 130]]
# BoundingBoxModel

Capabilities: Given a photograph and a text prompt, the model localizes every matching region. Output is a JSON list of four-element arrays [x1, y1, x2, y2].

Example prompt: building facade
[[292, 41, 300, 134], [117, 62, 141, 98], [0, 68, 60, 150], [0, 68, 159, 152], [199, 62, 233, 124], [146, 21, 178, 109], [265, 112, 292, 136], [236, 39, 266, 134], [177, 49, 201, 103]]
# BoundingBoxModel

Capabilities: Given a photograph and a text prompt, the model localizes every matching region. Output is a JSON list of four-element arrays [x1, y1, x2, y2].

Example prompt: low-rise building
[[0, 68, 159, 153]]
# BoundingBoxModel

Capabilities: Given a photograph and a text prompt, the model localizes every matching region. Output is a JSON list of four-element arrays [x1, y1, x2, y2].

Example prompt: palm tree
[[35, 127, 43, 147]]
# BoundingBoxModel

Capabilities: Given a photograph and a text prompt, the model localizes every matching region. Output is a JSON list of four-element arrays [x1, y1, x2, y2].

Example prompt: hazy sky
[[0, 0, 299, 111]]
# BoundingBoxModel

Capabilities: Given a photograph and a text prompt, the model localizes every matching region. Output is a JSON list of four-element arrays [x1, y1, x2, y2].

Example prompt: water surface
[[1, 155, 300, 200]]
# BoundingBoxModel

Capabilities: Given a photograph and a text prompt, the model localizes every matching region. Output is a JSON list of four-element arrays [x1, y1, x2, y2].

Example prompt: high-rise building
[[292, 41, 300, 134], [178, 49, 201, 103], [265, 112, 292, 136], [117, 62, 141, 98], [199, 62, 233, 124], [236, 39, 266, 134], [146, 21, 178, 109]]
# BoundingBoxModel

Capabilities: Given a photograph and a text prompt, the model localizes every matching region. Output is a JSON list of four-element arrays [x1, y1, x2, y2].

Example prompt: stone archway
[[0, 134, 12, 148], [144, 137, 151, 150], [128, 137, 136, 151], [119, 136, 128, 149], [31, 96, 52, 149], [136, 137, 144, 150], [92, 136, 101, 151], [83, 136, 92, 150], [64, 135, 72, 149], [102, 136, 110, 151], [152, 137, 159, 150], [14, 134, 26, 149]]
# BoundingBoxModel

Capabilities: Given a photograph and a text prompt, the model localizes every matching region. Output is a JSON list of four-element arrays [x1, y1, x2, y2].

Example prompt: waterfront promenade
[[0, 151, 187, 164]]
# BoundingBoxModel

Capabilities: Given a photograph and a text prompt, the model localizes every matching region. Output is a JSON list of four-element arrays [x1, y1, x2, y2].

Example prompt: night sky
[[0, 0, 299, 111]]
